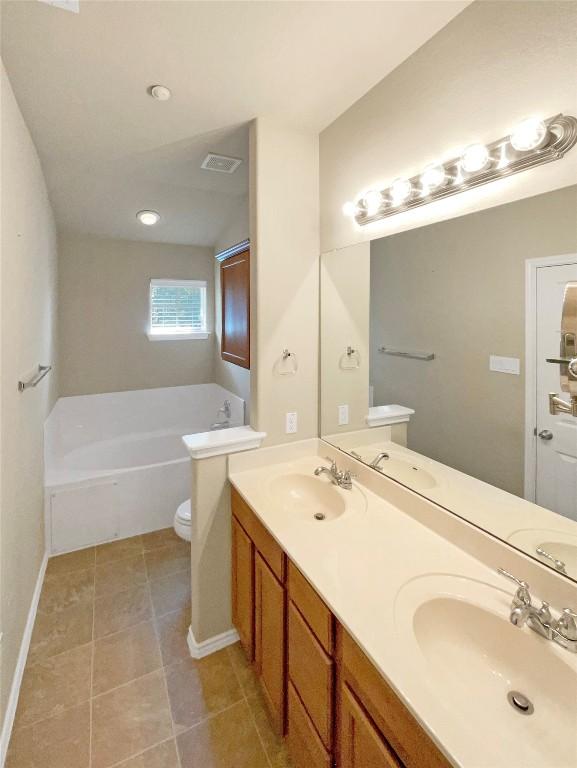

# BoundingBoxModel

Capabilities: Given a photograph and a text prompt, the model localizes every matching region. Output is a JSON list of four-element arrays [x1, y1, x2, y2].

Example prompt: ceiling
[[1, 0, 469, 246]]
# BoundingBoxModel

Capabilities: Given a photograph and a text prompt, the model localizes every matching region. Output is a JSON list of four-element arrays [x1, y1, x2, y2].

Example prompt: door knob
[[538, 429, 553, 441]]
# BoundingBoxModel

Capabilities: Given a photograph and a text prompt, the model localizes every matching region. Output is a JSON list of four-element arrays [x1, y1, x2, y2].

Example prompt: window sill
[[147, 331, 210, 341]]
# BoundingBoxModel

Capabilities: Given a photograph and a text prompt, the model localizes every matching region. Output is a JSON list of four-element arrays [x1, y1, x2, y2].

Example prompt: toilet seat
[[174, 498, 192, 541]]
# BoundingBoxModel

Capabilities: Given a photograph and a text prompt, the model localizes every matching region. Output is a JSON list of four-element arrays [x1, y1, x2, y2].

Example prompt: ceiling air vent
[[201, 153, 242, 174]]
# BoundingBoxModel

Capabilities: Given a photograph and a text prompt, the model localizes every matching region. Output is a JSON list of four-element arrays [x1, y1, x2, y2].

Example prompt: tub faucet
[[210, 400, 232, 431]]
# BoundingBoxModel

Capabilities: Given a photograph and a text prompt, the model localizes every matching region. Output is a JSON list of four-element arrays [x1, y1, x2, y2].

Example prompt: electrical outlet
[[338, 404, 349, 426], [286, 412, 297, 434]]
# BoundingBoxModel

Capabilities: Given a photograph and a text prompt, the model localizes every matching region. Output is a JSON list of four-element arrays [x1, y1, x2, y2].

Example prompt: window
[[148, 279, 209, 340]]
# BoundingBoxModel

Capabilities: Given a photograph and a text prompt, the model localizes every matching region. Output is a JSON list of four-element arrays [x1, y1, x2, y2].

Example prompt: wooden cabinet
[[337, 626, 451, 768], [255, 553, 286, 734], [231, 488, 286, 733], [340, 685, 402, 768], [288, 684, 332, 768], [231, 516, 254, 661], [288, 602, 333, 750], [231, 486, 453, 768], [220, 247, 250, 369]]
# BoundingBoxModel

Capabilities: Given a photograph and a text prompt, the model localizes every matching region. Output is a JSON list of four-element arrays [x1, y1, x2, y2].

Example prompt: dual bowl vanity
[[227, 440, 577, 768]]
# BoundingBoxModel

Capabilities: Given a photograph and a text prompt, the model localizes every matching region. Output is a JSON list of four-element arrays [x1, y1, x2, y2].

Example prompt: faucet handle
[[497, 568, 532, 606], [556, 608, 577, 641], [538, 601, 552, 624]]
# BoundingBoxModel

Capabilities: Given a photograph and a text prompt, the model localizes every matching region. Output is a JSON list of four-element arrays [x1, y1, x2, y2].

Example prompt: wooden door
[[255, 552, 286, 734], [231, 516, 254, 661], [221, 248, 250, 369], [340, 684, 402, 768]]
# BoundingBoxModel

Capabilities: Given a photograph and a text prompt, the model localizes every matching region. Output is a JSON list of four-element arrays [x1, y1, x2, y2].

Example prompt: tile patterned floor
[[6, 529, 292, 768]]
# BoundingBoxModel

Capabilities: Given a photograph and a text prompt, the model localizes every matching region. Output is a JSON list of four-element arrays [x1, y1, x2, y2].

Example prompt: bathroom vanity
[[228, 441, 577, 768], [231, 485, 449, 768]]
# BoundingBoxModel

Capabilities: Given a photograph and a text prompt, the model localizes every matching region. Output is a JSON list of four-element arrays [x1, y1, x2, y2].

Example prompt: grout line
[[105, 737, 177, 768], [89, 565, 96, 768], [227, 647, 274, 768], [152, 618, 182, 768]]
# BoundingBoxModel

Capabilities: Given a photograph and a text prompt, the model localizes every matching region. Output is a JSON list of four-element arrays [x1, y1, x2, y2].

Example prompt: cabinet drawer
[[231, 487, 285, 582], [288, 561, 333, 654], [338, 626, 451, 768], [288, 601, 333, 750], [288, 683, 331, 768]]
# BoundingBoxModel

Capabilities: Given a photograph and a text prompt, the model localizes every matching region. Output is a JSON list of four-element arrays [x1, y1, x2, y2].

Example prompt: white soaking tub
[[44, 384, 244, 554]]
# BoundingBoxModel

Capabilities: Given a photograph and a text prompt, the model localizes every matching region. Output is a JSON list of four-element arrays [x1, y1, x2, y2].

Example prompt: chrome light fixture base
[[353, 114, 577, 226]]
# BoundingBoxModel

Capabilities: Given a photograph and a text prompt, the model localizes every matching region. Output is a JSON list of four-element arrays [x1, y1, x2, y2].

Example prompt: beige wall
[[369, 186, 577, 496], [213, 197, 251, 418], [320, 242, 370, 434], [251, 119, 320, 444], [320, 1, 577, 253], [0, 63, 58, 726], [58, 234, 215, 396]]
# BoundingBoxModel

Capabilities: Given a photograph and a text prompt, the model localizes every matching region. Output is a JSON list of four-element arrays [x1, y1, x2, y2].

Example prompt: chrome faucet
[[369, 452, 390, 469], [498, 568, 577, 653], [314, 459, 354, 490], [210, 400, 232, 431]]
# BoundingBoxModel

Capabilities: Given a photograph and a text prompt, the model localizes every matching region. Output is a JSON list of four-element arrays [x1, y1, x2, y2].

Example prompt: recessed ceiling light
[[149, 85, 171, 102], [137, 210, 160, 226]]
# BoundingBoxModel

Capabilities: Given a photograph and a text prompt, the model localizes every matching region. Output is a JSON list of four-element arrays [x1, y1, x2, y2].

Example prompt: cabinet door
[[231, 516, 254, 661], [340, 685, 402, 768], [255, 552, 286, 734], [221, 248, 250, 369]]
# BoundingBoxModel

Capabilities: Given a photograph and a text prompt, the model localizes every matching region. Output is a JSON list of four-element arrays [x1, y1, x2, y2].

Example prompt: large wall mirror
[[320, 185, 577, 582]]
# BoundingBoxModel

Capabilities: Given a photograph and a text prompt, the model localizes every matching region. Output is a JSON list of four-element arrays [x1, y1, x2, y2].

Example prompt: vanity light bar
[[345, 114, 577, 226]]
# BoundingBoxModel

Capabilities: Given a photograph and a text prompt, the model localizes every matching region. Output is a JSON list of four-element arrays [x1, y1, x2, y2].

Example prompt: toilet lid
[[176, 498, 192, 524]]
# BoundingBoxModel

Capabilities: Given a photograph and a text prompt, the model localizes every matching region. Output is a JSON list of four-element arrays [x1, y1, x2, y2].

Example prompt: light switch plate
[[489, 355, 520, 375], [285, 412, 297, 434], [338, 404, 349, 426]]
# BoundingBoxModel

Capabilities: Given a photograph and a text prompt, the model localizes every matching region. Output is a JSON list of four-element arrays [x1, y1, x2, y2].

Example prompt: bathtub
[[45, 384, 244, 554]]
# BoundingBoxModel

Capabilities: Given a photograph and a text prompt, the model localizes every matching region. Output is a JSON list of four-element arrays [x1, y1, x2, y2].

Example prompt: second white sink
[[395, 574, 577, 768]]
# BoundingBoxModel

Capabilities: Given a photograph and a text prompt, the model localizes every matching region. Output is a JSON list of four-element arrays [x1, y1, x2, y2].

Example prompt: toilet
[[174, 498, 192, 542]]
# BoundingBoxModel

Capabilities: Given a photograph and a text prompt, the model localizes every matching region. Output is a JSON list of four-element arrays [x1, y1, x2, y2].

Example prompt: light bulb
[[510, 117, 548, 152], [342, 201, 359, 217], [420, 164, 446, 192], [389, 178, 412, 206], [137, 210, 160, 226], [461, 144, 490, 173], [363, 190, 383, 216]]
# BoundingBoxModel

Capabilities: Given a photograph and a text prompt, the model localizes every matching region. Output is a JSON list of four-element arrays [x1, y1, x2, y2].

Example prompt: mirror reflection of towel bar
[[378, 346, 434, 361], [18, 364, 52, 392]]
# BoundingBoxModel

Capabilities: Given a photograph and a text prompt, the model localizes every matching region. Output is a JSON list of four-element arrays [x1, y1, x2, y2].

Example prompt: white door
[[535, 261, 577, 521]]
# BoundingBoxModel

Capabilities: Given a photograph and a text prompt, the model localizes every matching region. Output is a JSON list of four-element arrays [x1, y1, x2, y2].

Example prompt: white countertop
[[228, 440, 577, 768]]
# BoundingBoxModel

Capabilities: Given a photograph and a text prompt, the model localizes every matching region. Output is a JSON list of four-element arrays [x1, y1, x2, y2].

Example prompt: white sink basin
[[372, 455, 437, 490], [268, 472, 363, 522], [507, 528, 577, 576], [395, 574, 577, 768]]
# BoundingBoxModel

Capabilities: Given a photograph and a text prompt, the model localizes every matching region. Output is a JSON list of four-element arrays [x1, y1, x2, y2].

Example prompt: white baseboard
[[0, 552, 48, 767], [187, 625, 239, 660]]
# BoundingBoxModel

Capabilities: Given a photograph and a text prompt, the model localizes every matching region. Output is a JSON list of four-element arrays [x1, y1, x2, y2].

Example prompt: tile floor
[[6, 528, 292, 768]]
